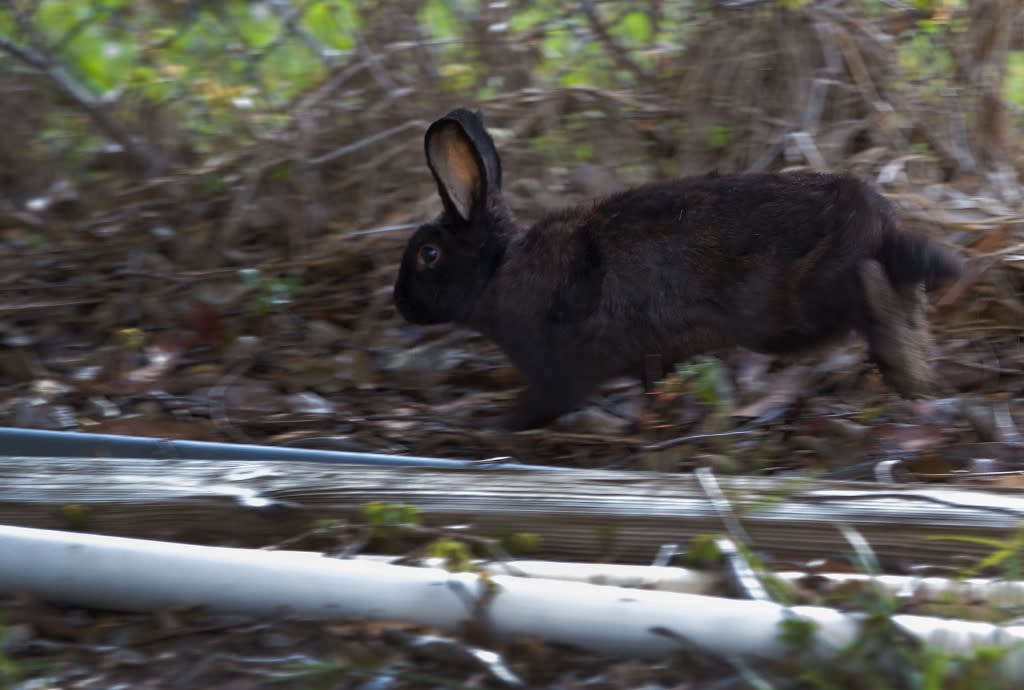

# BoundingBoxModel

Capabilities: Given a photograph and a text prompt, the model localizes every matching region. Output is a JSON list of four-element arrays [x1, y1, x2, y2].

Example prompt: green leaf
[[707, 123, 731, 150], [418, 0, 458, 38], [361, 501, 422, 527], [1007, 51, 1024, 107], [511, 7, 547, 32], [304, 1, 357, 51], [542, 31, 569, 59], [615, 11, 652, 44], [923, 534, 1016, 548], [501, 532, 542, 555], [426, 539, 474, 572], [228, 2, 277, 48], [560, 69, 591, 87]]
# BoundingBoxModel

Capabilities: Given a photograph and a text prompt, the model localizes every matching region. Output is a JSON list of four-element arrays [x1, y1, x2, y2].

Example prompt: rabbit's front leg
[[503, 371, 599, 431]]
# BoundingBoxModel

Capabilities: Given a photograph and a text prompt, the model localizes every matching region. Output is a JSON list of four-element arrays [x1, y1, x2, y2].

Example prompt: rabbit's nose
[[392, 280, 416, 323]]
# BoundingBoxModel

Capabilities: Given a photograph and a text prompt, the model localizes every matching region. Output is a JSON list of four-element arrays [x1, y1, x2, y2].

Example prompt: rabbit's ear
[[425, 108, 502, 223]]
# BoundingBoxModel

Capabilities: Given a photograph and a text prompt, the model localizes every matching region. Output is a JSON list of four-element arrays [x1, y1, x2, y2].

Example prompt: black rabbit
[[393, 108, 964, 430]]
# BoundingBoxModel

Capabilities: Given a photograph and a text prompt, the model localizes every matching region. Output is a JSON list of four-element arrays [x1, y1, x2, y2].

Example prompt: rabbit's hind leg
[[857, 259, 937, 398]]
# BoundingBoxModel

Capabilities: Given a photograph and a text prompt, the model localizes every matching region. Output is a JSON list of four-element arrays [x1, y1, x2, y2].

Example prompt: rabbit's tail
[[877, 227, 964, 292]]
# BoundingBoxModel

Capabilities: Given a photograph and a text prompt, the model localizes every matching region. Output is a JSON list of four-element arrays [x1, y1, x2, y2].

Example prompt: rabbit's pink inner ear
[[428, 124, 481, 221]]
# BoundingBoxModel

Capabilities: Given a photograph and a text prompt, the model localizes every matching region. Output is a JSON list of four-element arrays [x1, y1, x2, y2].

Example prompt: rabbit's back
[[588, 171, 882, 273], [514, 172, 893, 372]]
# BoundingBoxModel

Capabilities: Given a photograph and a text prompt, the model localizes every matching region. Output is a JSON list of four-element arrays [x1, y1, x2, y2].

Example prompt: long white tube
[[356, 556, 1024, 609], [0, 525, 851, 659], [2, 525, 1024, 675]]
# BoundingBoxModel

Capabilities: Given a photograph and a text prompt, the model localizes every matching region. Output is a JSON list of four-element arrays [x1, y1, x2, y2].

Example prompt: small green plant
[[782, 607, 935, 689], [61, 502, 92, 530], [772, 558, 1020, 690], [238, 268, 302, 315], [911, 141, 936, 156], [1007, 52, 1024, 108], [275, 659, 355, 688], [660, 356, 735, 416], [0, 616, 23, 686], [927, 521, 1024, 582], [0, 614, 57, 686], [500, 531, 542, 556], [360, 501, 423, 554], [311, 518, 342, 531], [360, 502, 422, 529], [426, 538, 474, 572], [679, 533, 724, 569], [707, 124, 732, 151], [22, 233, 50, 252]]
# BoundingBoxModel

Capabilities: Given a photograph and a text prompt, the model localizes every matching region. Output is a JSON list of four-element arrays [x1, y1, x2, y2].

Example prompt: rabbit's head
[[393, 108, 514, 326]]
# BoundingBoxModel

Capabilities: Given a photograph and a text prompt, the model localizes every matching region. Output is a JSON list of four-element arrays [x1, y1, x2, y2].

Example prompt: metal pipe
[[0, 427, 568, 471]]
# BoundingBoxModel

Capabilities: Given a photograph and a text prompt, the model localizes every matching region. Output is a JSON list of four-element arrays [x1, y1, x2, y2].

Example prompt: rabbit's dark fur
[[393, 108, 965, 430]]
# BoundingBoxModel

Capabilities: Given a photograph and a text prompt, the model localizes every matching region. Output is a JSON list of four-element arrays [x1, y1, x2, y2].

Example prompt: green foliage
[[707, 124, 732, 151], [926, 521, 1024, 581], [911, 141, 935, 156], [304, 4, 355, 50], [311, 518, 341, 531], [778, 593, 1017, 690], [778, 616, 818, 656], [679, 533, 723, 568], [61, 502, 91, 529], [661, 356, 734, 416], [22, 233, 51, 252], [4, 0, 1019, 177], [417, 0, 462, 38], [275, 659, 355, 688], [0, 615, 23, 685], [0, 615, 57, 686], [611, 11, 652, 44], [900, 30, 956, 87], [360, 501, 423, 554], [360, 501, 422, 528], [1008, 52, 1024, 108], [501, 531, 542, 555], [511, 7, 548, 32], [526, 111, 606, 164], [238, 268, 302, 315], [5, 0, 352, 148], [426, 538, 474, 572], [573, 141, 593, 162], [226, 3, 276, 48]]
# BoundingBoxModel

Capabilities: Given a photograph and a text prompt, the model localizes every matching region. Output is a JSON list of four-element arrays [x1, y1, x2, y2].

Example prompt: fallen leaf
[[732, 366, 810, 419]]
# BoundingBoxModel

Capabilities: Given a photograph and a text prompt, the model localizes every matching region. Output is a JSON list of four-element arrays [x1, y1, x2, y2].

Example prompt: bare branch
[[579, 0, 656, 84], [309, 120, 425, 166], [0, 33, 160, 175], [265, 0, 339, 66]]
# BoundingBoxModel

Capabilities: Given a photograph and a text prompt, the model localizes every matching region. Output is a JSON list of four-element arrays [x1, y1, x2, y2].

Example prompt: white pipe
[[0, 525, 849, 659], [355, 556, 1024, 610], [354, 554, 719, 592], [3, 525, 1024, 675]]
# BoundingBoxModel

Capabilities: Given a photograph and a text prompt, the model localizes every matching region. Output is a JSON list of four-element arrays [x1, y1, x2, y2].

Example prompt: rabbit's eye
[[418, 244, 441, 268]]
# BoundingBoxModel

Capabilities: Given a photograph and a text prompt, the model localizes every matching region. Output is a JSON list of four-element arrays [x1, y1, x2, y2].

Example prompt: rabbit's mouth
[[392, 283, 418, 323], [393, 279, 445, 325]]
